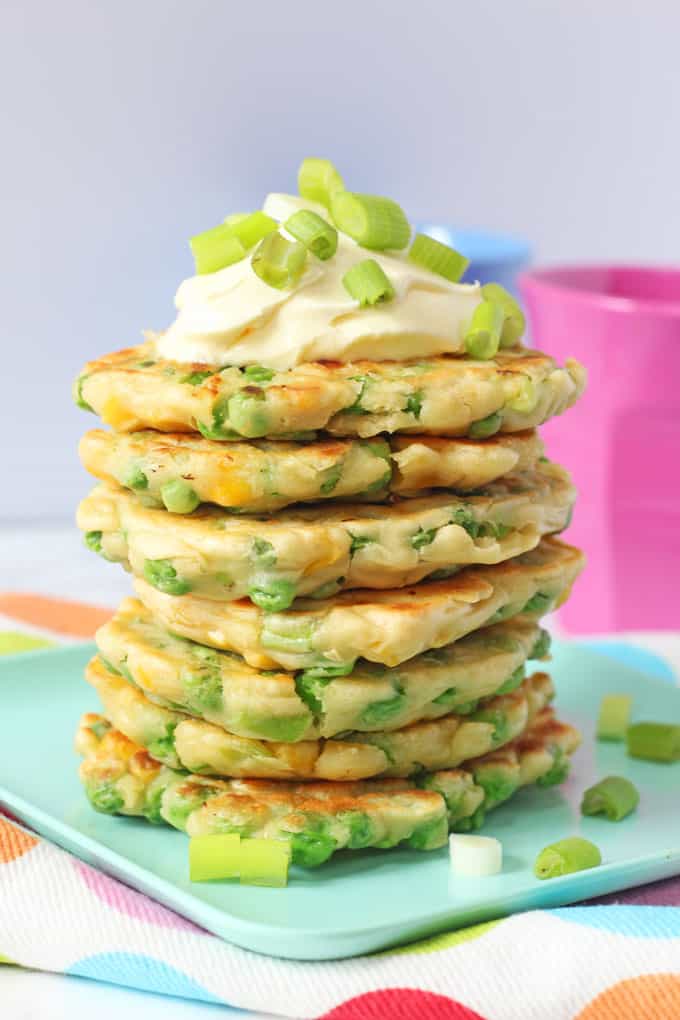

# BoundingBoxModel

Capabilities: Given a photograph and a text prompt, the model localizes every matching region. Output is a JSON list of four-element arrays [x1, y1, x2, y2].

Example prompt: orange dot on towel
[[576, 974, 680, 1020], [0, 818, 38, 863], [0, 593, 111, 639]]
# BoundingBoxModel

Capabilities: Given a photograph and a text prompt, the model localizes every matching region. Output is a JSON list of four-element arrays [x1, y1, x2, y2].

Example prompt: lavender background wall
[[3, 0, 679, 520]]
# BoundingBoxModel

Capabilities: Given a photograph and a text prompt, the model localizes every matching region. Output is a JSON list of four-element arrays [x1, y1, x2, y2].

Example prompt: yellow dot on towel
[[375, 919, 501, 956]]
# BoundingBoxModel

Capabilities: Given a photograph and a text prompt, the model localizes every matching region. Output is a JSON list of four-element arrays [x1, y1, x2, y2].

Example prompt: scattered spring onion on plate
[[534, 837, 602, 880], [626, 722, 680, 762], [189, 833, 291, 887], [449, 834, 503, 877], [189, 833, 241, 882], [239, 838, 292, 888], [581, 776, 639, 821], [596, 694, 633, 741]]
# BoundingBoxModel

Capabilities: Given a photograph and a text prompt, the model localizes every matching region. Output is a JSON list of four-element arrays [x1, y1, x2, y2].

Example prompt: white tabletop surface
[[1, 524, 678, 1018]]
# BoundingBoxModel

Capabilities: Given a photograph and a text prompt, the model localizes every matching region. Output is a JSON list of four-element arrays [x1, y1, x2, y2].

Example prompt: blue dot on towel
[[67, 952, 237, 1007], [550, 905, 680, 938]]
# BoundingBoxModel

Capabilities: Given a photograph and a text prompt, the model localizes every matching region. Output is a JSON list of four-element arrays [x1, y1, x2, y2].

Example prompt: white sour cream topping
[[155, 193, 483, 369]]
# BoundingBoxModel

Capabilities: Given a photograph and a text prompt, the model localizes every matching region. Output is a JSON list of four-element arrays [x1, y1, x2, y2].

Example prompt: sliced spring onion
[[298, 158, 345, 209], [224, 212, 250, 228], [243, 364, 275, 383], [251, 232, 307, 290], [469, 412, 502, 439], [225, 211, 278, 250], [596, 693, 633, 741], [239, 838, 291, 887], [464, 300, 504, 360], [507, 376, 538, 414], [626, 722, 680, 762], [342, 259, 395, 306], [449, 834, 503, 877], [284, 209, 338, 260], [190, 224, 246, 275], [534, 837, 601, 880], [331, 192, 410, 250], [189, 833, 241, 882], [160, 479, 200, 514], [581, 776, 639, 821], [408, 233, 469, 282], [481, 283, 526, 346]]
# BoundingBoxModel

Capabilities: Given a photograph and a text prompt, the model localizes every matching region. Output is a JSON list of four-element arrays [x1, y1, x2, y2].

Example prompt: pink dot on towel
[[75, 861, 205, 933], [319, 989, 488, 1019]]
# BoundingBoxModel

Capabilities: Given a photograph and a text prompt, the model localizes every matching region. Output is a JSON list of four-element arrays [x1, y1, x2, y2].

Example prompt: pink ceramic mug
[[519, 265, 680, 634]]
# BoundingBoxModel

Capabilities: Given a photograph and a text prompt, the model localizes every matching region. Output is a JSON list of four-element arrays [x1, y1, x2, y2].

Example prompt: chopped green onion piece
[[343, 259, 395, 306], [239, 838, 291, 887], [160, 479, 200, 514], [179, 369, 214, 386], [225, 211, 278, 250], [596, 694, 633, 742], [224, 212, 250, 228], [581, 776, 639, 821], [189, 833, 241, 882], [331, 192, 410, 251], [534, 837, 602, 880], [449, 833, 502, 877], [404, 392, 423, 418], [481, 283, 526, 346], [298, 158, 345, 209], [243, 364, 275, 383], [408, 233, 469, 282], [190, 224, 246, 275], [469, 412, 502, 439], [251, 232, 307, 290], [507, 376, 538, 413], [626, 722, 680, 762], [465, 300, 504, 360], [284, 209, 338, 260]]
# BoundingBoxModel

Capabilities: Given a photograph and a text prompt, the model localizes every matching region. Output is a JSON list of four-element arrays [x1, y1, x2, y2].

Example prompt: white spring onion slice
[[449, 834, 503, 877]]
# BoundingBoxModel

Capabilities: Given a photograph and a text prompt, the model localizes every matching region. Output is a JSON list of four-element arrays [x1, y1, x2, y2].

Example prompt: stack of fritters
[[73, 318, 585, 868]]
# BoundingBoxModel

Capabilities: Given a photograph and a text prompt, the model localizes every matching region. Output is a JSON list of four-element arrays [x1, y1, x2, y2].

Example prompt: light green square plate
[[1, 641, 679, 960]]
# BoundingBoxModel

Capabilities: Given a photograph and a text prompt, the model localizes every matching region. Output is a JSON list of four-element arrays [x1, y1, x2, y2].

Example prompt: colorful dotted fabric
[[1, 595, 680, 1018]]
